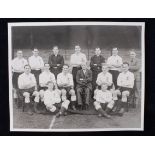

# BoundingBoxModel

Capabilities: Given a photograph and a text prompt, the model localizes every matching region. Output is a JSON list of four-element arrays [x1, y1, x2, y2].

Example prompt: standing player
[[44, 81, 70, 117], [28, 48, 44, 88], [116, 62, 135, 116], [107, 48, 123, 89], [18, 65, 40, 115], [57, 64, 77, 110], [90, 47, 105, 91], [70, 45, 87, 87], [12, 50, 28, 107], [76, 63, 92, 110], [128, 50, 140, 107], [48, 46, 64, 79]]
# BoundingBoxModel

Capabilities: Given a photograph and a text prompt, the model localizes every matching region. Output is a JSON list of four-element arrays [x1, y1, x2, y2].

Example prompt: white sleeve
[[28, 57, 32, 68], [106, 57, 111, 65], [31, 74, 37, 86], [117, 73, 122, 87], [40, 57, 44, 68], [55, 91, 61, 103], [82, 54, 87, 63], [51, 73, 56, 84], [70, 55, 74, 65], [118, 57, 123, 66], [96, 74, 101, 86], [108, 73, 113, 85], [128, 73, 135, 88], [44, 91, 51, 106], [18, 75, 23, 89], [39, 74, 43, 85], [57, 74, 62, 86]]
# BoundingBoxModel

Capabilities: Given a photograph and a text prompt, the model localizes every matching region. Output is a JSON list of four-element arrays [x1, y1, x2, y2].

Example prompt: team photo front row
[[12, 46, 140, 118]]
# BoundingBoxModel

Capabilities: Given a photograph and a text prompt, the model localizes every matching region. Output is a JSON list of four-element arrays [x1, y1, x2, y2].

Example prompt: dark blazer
[[128, 58, 140, 80], [76, 69, 92, 90], [48, 54, 64, 76], [90, 55, 105, 73]]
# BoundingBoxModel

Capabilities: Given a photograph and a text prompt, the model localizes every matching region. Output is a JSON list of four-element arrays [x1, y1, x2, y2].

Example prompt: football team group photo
[[8, 22, 145, 131]]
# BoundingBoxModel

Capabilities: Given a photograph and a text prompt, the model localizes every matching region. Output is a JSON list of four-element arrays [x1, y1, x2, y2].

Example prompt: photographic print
[[8, 22, 145, 131]]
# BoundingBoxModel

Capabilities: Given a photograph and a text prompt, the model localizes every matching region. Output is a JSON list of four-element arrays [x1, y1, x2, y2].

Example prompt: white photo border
[[8, 22, 145, 132]]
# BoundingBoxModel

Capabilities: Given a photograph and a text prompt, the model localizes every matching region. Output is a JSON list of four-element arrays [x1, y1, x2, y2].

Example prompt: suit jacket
[[48, 54, 64, 75], [76, 69, 92, 90], [128, 58, 140, 81], [90, 55, 105, 73]]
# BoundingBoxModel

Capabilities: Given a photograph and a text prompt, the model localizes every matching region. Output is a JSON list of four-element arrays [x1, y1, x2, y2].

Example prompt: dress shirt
[[18, 73, 36, 89], [57, 72, 74, 87], [70, 52, 87, 67], [28, 55, 44, 70], [107, 55, 123, 71], [96, 72, 112, 86], [117, 71, 134, 88], [39, 71, 56, 87], [12, 57, 28, 73]]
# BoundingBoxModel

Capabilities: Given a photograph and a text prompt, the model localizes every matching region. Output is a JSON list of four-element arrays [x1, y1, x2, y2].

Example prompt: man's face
[[48, 82, 54, 90], [112, 49, 118, 56], [75, 46, 81, 53], [102, 66, 108, 73], [130, 52, 136, 59], [101, 84, 108, 91], [53, 47, 59, 55], [81, 64, 87, 70], [95, 48, 101, 56], [33, 49, 39, 56], [24, 66, 31, 74], [122, 64, 129, 72], [44, 64, 50, 71], [17, 51, 23, 58], [62, 65, 69, 74]]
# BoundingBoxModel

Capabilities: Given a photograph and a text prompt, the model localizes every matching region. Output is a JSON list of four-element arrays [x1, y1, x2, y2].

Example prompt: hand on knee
[[49, 105, 56, 112], [94, 101, 101, 110], [122, 91, 129, 102], [62, 100, 70, 110]]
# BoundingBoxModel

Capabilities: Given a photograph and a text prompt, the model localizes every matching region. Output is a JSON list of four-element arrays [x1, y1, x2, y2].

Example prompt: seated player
[[94, 64, 113, 99], [57, 64, 77, 110], [94, 83, 114, 118], [43, 81, 70, 117], [114, 62, 135, 116], [18, 65, 40, 115], [39, 63, 57, 102], [76, 63, 92, 110]]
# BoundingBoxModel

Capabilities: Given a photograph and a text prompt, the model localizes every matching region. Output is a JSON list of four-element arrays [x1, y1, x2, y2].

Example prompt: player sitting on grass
[[18, 65, 40, 115], [57, 64, 77, 111], [94, 83, 115, 118], [114, 62, 135, 116], [43, 81, 70, 117]]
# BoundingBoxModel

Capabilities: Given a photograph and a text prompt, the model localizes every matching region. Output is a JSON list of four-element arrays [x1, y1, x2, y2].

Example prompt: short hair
[[63, 64, 69, 68], [24, 64, 31, 69], [75, 44, 80, 48], [130, 50, 136, 55], [95, 47, 101, 50], [112, 47, 118, 51], [17, 50, 22, 53], [33, 48, 39, 52], [122, 62, 129, 66]]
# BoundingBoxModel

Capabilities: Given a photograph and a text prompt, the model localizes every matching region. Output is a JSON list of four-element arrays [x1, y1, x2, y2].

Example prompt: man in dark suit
[[76, 63, 92, 110], [90, 47, 105, 91], [48, 46, 64, 79]]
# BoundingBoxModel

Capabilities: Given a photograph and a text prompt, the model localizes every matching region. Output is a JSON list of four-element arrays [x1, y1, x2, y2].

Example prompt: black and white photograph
[[8, 22, 145, 131]]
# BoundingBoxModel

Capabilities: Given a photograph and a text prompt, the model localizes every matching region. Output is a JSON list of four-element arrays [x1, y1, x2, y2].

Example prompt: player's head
[[102, 63, 109, 73], [101, 83, 108, 91], [32, 48, 39, 56], [44, 63, 50, 71], [75, 45, 81, 53], [24, 65, 31, 74], [95, 47, 101, 56], [16, 50, 23, 58], [130, 50, 136, 59], [112, 47, 118, 56], [62, 64, 69, 74], [122, 62, 129, 72], [81, 62, 87, 70], [47, 81, 54, 90], [52, 46, 59, 55]]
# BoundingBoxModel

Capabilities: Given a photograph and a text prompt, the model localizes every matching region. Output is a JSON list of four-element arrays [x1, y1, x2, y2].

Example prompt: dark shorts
[[31, 69, 41, 86], [72, 67, 81, 84], [39, 86, 48, 91], [59, 86, 72, 98], [118, 87, 132, 94], [12, 72, 22, 89], [97, 84, 113, 90]]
